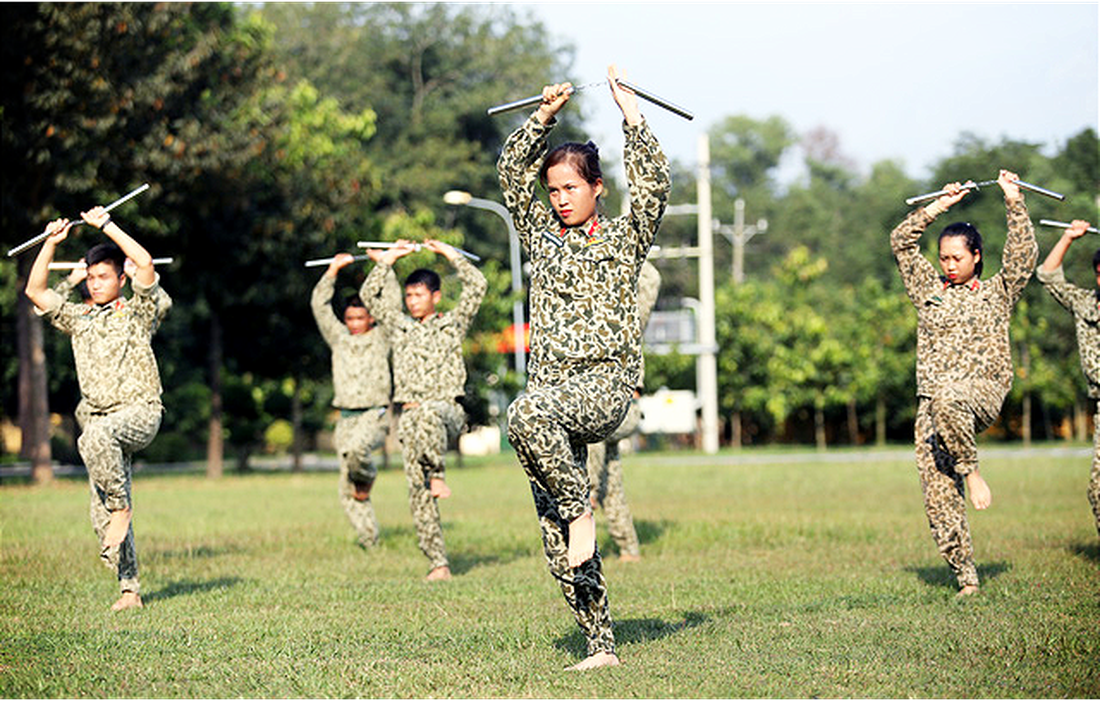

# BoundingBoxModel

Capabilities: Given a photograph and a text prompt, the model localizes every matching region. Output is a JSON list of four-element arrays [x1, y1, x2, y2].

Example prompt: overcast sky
[[516, 2, 1098, 184]]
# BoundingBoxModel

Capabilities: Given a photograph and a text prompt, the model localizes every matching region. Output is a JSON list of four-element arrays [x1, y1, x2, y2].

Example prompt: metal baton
[[905, 178, 1066, 206], [49, 256, 173, 271], [1039, 219, 1100, 235], [7, 183, 152, 257], [304, 254, 373, 268], [357, 240, 482, 262], [488, 78, 694, 121]]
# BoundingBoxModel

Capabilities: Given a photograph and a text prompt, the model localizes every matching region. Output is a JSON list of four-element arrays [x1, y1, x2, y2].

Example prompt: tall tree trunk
[[206, 313, 224, 479], [291, 374, 303, 473], [16, 283, 52, 484], [814, 397, 826, 452], [730, 410, 742, 449], [1075, 397, 1089, 442], [1020, 344, 1031, 447], [875, 393, 887, 447], [846, 397, 859, 446]]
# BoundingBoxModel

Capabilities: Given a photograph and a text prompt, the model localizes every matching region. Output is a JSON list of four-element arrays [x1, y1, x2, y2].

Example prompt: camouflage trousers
[[77, 402, 161, 594], [334, 408, 389, 548], [914, 385, 1003, 589], [507, 364, 633, 657], [397, 401, 465, 571], [586, 397, 641, 558], [1089, 401, 1100, 538]]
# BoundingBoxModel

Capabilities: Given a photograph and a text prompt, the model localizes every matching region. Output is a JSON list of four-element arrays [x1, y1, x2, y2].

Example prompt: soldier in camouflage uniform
[[361, 240, 486, 581], [1036, 219, 1100, 536], [25, 207, 171, 612], [586, 259, 660, 561], [498, 66, 669, 670], [311, 253, 396, 549], [891, 171, 1037, 596]]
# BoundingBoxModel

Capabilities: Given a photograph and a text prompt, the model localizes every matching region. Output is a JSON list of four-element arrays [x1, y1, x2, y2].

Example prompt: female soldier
[[498, 65, 669, 669], [890, 170, 1037, 596]]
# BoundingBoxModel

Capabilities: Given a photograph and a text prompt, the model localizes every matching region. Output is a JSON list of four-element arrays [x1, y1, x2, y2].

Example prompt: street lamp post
[[443, 190, 526, 377]]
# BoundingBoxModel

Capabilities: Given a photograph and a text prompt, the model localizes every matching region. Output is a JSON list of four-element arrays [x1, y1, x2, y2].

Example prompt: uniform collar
[[559, 216, 602, 239], [940, 276, 981, 292]]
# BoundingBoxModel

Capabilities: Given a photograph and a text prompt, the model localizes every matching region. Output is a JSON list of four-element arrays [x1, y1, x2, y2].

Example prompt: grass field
[[1, 447, 1098, 698]]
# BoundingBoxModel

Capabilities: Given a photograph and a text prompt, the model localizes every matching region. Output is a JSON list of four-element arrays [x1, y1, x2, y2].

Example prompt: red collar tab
[[559, 218, 602, 238], [940, 277, 981, 291]]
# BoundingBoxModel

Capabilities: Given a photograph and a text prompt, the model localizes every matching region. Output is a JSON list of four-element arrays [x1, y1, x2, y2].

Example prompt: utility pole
[[696, 134, 720, 454], [715, 198, 767, 284]]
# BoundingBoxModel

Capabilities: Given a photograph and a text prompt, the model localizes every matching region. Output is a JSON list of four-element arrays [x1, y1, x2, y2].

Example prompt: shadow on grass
[[597, 518, 671, 557], [905, 560, 1011, 591], [553, 611, 710, 658], [151, 543, 246, 561], [448, 545, 538, 576], [144, 576, 243, 604], [1069, 541, 1100, 563]]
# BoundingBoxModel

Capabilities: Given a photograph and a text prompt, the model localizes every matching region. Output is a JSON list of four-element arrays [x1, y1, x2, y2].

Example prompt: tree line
[[2, 3, 1096, 482]]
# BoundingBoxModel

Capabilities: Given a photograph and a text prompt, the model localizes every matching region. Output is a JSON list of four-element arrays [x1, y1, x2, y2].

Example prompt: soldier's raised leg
[[1089, 402, 1100, 538], [87, 449, 140, 611], [335, 411, 386, 548]]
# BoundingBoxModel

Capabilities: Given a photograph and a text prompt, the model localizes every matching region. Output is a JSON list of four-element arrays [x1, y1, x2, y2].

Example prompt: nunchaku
[[304, 254, 375, 268], [49, 257, 174, 270], [905, 178, 1065, 206], [1039, 219, 1100, 235], [7, 183, 152, 257], [487, 78, 695, 121]]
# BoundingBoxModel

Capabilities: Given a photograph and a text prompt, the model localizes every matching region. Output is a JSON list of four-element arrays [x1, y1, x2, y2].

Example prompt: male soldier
[[586, 259, 660, 562], [361, 239, 486, 581], [1036, 219, 1100, 536], [25, 208, 171, 611], [311, 253, 396, 549]]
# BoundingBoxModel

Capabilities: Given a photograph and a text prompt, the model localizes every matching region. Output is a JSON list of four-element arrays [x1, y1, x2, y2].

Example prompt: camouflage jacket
[[310, 274, 393, 409], [38, 274, 172, 413], [891, 198, 1038, 399], [497, 114, 670, 389], [1036, 265, 1100, 398], [361, 258, 486, 404]]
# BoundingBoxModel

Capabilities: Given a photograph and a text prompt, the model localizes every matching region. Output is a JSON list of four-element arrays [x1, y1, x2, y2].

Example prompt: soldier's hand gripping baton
[[905, 178, 1065, 206], [357, 241, 482, 262], [1039, 219, 1100, 235], [488, 78, 694, 121], [7, 183, 152, 257]]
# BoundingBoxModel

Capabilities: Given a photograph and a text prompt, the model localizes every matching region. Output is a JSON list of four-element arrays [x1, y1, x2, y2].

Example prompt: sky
[[515, 2, 1099, 185]]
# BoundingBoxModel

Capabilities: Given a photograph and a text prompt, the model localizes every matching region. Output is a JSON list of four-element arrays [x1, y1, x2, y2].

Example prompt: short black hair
[[1092, 248, 1100, 273], [84, 242, 125, 277], [343, 292, 365, 310], [405, 268, 440, 293]]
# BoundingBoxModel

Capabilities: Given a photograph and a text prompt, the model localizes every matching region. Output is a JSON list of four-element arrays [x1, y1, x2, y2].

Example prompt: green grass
[[2, 448, 1098, 697]]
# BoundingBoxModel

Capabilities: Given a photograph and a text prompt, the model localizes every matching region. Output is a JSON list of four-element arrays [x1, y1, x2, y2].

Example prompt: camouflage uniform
[[586, 260, 661, 558], [891, 197, 1037, 588], [498, 114, 669, 656], [361, 258, 486, 571], [311, 273, 395, 548], [37, 274, 172, 595], [1036, 264, 1100, 536]]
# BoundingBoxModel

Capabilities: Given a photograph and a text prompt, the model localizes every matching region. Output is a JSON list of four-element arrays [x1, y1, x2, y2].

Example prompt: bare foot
[[103, 508, 132, 548], [567, 651, 620, 671], [618, 552, 641, 563], [429, 477, 451, 499], [425, 566, 451, 582], [956, 584, 980, 598], [567, 511, 596, 568], [352, 481, 371, 502], [111, 591, 143, 611], [966, 470, 992, 510]]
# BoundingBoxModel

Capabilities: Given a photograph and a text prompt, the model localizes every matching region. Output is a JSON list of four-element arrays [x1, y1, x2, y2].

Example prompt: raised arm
[[891, 183, 969, 305], [1037, 220, 1095, 314], [360, 242, 416, 329], [425, 240, 487, 333], [81, 206, 154, 287], [311, 254, 355, 346], [25, 218, 72, 311], [996, 169, 1038, 303]]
